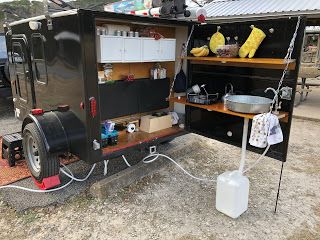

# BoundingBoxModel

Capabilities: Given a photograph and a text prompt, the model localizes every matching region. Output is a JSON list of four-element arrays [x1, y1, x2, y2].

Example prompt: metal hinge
[[46, 16, 53, 30], [280, 86, 293, 100], [43, 0, 53, 30]]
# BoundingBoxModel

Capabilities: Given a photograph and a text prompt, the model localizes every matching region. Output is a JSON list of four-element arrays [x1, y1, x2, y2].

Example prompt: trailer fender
[[22, 111, 86, 154]]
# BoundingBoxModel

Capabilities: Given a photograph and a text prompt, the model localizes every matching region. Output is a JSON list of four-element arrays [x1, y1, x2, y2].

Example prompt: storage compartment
[[95, 20, 181, 160], [177, 18, 305, 162], [99, 78, 170, 120]]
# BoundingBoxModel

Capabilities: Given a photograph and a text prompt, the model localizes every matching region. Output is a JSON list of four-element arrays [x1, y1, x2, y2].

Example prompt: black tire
[[22, 123, 60, 183]]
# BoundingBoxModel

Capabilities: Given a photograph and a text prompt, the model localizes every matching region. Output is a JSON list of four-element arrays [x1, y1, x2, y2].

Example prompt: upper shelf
[[170, 96, 289, 123], [181, 57, 296, 70]]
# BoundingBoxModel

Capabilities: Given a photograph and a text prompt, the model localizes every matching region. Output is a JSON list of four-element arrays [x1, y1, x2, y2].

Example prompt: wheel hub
[[26, 135, 40, 173]]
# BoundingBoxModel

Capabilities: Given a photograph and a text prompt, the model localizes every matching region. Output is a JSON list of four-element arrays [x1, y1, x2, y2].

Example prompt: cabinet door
[[140, 78, 169, 112], [142, 38, 160, 62], [123, 38, 142, 62], [160, 39, 176, 61], [98, 36, 123, 63]]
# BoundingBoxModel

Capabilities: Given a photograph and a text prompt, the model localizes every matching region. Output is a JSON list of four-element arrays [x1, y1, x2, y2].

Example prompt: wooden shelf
[[102, 126, 184, 155], [170, 96, 289, 123], [182, 56, 296, 70]]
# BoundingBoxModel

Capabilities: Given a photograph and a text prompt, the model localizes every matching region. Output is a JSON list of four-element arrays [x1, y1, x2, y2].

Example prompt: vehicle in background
[[0, 33, 11, 98]]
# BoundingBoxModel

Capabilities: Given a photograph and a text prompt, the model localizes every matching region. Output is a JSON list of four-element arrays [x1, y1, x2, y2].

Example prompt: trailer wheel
[[22, 123, 60, 183]]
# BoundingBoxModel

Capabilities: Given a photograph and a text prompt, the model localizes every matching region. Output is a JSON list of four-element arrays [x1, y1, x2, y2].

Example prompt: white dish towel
[[249, 112, 283, 148]]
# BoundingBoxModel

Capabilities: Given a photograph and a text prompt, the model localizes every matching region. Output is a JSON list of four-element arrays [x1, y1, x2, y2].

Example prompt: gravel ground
[[0, 117, 319, 240]]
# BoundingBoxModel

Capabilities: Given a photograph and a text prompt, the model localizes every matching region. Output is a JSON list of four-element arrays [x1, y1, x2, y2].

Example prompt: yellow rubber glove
[[239, 27, 266, 58]]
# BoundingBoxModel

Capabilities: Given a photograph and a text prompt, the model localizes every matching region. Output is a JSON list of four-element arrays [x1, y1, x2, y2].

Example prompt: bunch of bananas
[[190, 45, 209, 57]]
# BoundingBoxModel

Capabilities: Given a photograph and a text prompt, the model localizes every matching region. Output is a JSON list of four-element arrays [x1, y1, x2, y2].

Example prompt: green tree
[[0, 0, 119, 31]]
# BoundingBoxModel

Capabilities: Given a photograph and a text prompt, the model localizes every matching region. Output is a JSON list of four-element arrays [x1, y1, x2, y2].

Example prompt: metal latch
[[280, 86, 293, 100], [92, 139, 100, 150], [43, 0, 53, 30]]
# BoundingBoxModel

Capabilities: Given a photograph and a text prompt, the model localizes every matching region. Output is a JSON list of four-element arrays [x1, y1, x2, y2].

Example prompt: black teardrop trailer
[[2, 8, 305, 194]]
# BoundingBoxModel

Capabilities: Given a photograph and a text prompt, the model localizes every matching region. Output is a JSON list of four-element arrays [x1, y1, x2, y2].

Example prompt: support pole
[[239, 118, 249, 174], [274, 162, 284, 213]]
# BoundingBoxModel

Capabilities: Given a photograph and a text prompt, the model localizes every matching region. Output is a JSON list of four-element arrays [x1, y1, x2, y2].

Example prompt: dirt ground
[[0, 118, 319, 240]]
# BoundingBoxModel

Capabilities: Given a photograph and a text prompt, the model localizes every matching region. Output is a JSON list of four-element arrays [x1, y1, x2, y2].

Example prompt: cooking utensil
[[222, 83, 234, 104], [225, 95, 273, 114]]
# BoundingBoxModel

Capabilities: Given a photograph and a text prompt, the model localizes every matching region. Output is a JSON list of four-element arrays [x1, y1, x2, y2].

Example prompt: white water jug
[[216, 170, 249, 218]]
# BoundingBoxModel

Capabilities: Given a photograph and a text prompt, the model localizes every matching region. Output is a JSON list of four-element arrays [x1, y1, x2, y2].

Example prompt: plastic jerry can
[[216, 170, 249, 218]]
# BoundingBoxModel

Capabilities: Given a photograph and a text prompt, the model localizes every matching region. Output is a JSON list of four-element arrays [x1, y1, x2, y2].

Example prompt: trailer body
[[4, 9, 305, 183]]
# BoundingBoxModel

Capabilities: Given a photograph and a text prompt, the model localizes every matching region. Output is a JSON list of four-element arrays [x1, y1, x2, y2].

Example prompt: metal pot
[[225, 95, 273, 114], [222, 83, 234, 104]]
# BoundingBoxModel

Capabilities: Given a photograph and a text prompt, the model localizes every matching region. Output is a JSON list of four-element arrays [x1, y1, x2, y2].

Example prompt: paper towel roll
[[127, 123, 136, 133], [187, 7, 207, 18]]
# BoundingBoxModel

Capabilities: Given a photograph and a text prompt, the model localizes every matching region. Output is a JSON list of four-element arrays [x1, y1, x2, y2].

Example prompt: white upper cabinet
[[142, 38, 161, 62], [123, 38, 142, 62], [97, 36, 176, 63], [160, 39, 176, 61], [97, 36, 123, 63]]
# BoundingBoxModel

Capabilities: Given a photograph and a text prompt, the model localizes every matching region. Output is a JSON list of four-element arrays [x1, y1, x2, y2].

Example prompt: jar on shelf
[[103, 64, 113, 81], [150, 63, 166, 80]]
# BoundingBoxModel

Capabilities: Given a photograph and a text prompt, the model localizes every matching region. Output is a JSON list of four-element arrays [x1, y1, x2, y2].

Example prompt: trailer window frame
[[11, 41, 28, 102], [31, 33, 48, 85]]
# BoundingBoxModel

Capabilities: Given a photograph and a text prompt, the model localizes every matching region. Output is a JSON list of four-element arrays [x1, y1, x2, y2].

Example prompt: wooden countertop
[[170, 96, 289, 122]]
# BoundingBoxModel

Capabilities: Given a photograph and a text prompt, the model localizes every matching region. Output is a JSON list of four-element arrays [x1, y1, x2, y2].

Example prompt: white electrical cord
[[0, 162, 104, 193], [121, 155, 131, 167], [118, 145, 276, 181], [143, 153, 159, 163], [60, 163, 96, 182], [104, 160, 109, 176], [0, 165, 75, 193], [142, 153, 216, 182]]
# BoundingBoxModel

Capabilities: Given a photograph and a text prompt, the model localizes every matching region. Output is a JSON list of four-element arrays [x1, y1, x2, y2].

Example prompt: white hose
[[103, 160, 109, 176], [141, 147, 271, 180], [60, 163, 96, 182], [142, 153, 216, 182], [142, 154, 159, 163], [242, 145, 270, 174], [121, 155, 131, 167]]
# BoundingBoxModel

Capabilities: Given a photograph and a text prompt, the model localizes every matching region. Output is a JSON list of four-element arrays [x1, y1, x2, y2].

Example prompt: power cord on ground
[[121, 155, 131, 167], [0, 161, 106, 193], [142, 153, 216, 182]]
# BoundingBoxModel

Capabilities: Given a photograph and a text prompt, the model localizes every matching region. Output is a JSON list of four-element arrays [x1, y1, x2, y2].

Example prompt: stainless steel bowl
[[225, 95, 273, 114]]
